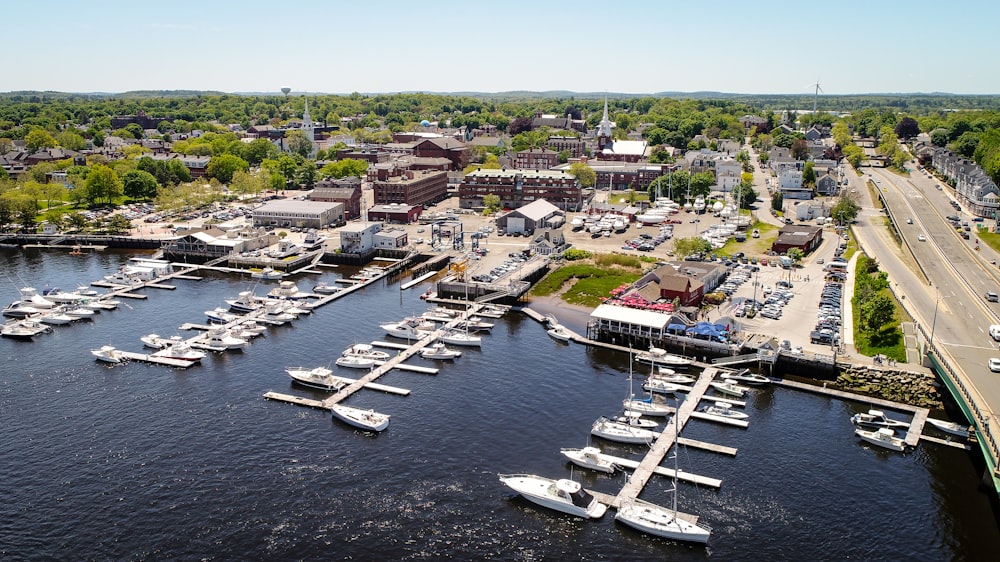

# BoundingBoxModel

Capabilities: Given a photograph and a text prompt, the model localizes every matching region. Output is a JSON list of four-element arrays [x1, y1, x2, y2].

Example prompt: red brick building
[[459, 169, 582, 211], [515, 148, 559, 170], [412, 137, 469, 171], [373, 168, 448, 207], [310, 177, 363, 219]]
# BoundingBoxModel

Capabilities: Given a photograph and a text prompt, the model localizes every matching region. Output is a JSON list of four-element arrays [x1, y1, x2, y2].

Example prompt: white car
[[990, 358, 1000, 373], [989, 325, 1000, 341], [906, 218, 913, 224], [917, 234, 926, 242]]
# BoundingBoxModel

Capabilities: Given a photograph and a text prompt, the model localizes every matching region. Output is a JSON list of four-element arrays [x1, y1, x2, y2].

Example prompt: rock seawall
[[833, 363, 943, 410]]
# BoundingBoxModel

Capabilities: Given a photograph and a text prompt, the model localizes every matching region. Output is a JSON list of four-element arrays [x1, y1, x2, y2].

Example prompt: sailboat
[[623, 356, 672, 417], [615, 400, 712, 543]]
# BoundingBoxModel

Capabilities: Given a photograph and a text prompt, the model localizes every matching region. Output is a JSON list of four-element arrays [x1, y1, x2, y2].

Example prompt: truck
[[778, 256, 794, 269]]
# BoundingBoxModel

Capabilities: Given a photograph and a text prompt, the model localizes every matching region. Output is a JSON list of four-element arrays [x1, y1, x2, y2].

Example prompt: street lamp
[[926, 291, 954, 360]]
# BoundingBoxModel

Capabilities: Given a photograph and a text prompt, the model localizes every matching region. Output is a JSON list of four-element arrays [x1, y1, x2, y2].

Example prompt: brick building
[[547, 136, 586, 159], [515, 148, 559, 170], [412, 137, 469, 170], [373, 168, 448, 207], [310, 177, 363, 219], [459, 168, 582, 211]]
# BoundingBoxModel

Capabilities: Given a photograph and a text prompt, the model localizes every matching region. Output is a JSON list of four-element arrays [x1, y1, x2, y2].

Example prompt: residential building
[[547, 136, 586, 159], [373, 168, 448, 207], [816, 173, 839, 196], [528, 228, 567, 255], [515, 148, 559, 170], [932, 148, 1000, 218], [310, 177, 363, 219], [459, 168, 582, 211], [596, 139, 648, 163], [715, 159, 742, 192]]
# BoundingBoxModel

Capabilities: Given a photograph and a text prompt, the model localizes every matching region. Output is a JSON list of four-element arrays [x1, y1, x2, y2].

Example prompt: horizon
[[2, 0, 999, 95]]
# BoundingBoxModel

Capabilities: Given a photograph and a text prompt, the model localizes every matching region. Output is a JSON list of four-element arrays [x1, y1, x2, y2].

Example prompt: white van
[[990, 325, 1000, 341]]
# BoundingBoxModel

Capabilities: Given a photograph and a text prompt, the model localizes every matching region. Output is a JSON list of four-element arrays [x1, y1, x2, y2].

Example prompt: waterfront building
[[373, 168, 448, 208], [495, 199, 565, 235], [338, 223, 381, 254], [252, 200, 344, 229], [459, 168, 581, 211]]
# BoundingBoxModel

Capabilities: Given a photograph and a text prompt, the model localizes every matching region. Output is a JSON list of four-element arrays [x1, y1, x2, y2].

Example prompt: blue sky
[[3, 0, 998, 95]]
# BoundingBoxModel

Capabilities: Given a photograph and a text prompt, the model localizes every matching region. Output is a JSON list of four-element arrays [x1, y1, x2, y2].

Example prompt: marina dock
[[118, 350, 198, 368]]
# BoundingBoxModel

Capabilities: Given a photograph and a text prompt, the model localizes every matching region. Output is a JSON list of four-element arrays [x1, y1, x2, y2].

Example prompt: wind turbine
[[811, 80, 823, 114]]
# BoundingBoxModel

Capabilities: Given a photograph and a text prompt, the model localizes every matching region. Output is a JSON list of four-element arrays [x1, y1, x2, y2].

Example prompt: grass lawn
[[531, 260, 644, 308], [718, 220, 779, 256], [978, 228, 1000, 254], [852, 270, 909, 363], [608, 192, 650, 206]]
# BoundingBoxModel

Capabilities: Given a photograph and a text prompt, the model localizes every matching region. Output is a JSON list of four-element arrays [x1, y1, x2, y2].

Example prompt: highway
[[847, 163, 1000, 484]]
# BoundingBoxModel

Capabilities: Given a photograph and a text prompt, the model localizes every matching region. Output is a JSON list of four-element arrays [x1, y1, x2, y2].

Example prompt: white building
[[339, 223, 381, 254], [373, 229, 409, 249], [252, 200, 344, 229], [715, 159, 742, 192]]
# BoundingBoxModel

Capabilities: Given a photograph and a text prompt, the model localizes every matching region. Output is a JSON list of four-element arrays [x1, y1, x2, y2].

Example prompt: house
[[412, 137, 469, 170], [252, 200, 345, 229], [581, 162, 670, 191], [528, 228, 567, 255], [739, 115, 769, 130], [547, 136, 586, 159], [714, 159, 742, 192], [778, 168, 804, 190], [496, 199, 565, 235], [804, 126, 824, 141], [338, 223, 381, 254], [771, 225, 824, 254], [932, 147, 1000, 218], [816, 173, 839, 196]]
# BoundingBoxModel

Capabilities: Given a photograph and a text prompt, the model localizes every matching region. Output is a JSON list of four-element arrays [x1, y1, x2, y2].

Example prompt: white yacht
[[258, 302, 297, 325], [546, 324, 572, 343], [623, 395, 672, 417], [722, 368, 771, 385], [226, 291, 264, 313], [851, 409, 910, 430], [655, 369, 695, 385], [38, 309, 75, 325], [381, 317, 433, 339], [591, 417, 657, 444], [1, 319, 51, 339], [616, 498, 711, 544], [203, 327, 248, 350], [342, 343, 390, 361], [855, 427, 906, 452], [643, 378, 681, 394], [267, 280, 304, 300], [312, 282, 339, 295], [560, 447, 616, 474], [141, 334, 182, 349], [2, 302, 41, 318], [331, 404, 390, 432], [700, 401, 749, 421], [17, 287, 55, 309], [709, 380, 747, 397], [335, 354, 378, 369], [498, 474, 607, 519], [286, 366, 346, 391], [420, 342, 462, 360], [153, 341, 206, 362], [250, 267, 283, 280], [439, 328, 482, 347], [635, 347, 693, 367], [91, 345, 126, 364], [205, 307, 240, 324]]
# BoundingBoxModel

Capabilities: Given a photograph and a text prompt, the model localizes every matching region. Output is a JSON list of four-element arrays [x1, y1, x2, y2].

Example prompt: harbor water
[[1, 248, 999, 560]]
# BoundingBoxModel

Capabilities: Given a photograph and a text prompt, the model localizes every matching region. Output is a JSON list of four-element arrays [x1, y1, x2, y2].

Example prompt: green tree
[[860, 293, 895, 333], [786, 247, 803, 263], [803, 161, 816, 187], [568, 162, 596, 188], [771, 191, 783, 212], [790, 138, 809, 160], [689, 171, 714, 198], [831, 194, 860, 225], [831, 122, 852, 147], [286, 130, 314, 158], [65, 211, 88, 231], [230, 170, 266, 199], [56, 131, 87, 151], [483, 193, 501, 215], [243, 138, 279, 165], [84, 164, 122, 205], [104, 214, 133, 235], [319, 158, 368, 179], [25, 129, 57, 153], [121, 169, 159, 200], [842, 144, 865, 168], [735, 174, 758, 209], [672, 236, 712, 258], [206, 154, 249, 184]]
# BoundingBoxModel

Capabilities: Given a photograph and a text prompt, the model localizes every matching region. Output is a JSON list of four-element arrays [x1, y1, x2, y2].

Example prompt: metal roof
[[590, 304, 672, 330]]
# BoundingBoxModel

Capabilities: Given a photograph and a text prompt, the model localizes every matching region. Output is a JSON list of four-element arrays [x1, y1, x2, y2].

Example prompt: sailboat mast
[[672, 397, 679, 517]]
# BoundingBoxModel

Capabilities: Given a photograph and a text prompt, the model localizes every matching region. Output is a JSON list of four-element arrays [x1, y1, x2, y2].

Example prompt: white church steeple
[[301, 98, 316, 157], [597, 97, 614, 150]]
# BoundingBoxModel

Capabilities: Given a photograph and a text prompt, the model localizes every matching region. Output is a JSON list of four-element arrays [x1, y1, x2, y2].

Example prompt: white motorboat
[[331, 404, 390, 432], [547, 324, 572, 342], [203, 327, 248, 350], [205, 307, 240, 324], [268, 280, 305, 300], [709, 380, 747, 397], [591, 417, 657, 444], [140, 334, 182, 349], [439, 328, 482, 347], [426, 306, 461, 318], [477, 304, 508, 318], [570, 216, 586, 230], [91, 345, 126, 364], [250, 267, 283, 280], [258, 302, 296, 325], [236, 321, 267, 337], [3, 302, 42, 318], [226, 291, 264, 313], [420, 342, 462, 360], [560, 446, 616, 474], [41, 287, 90, 304], [855, 427, 906, 452], [38, 309, 75, 325], [643, 378, 681, 394], [75, 286, 100, 297], [286, 366, 346, 391], [851, 409, 910, 430], [616, 498, 712, 544], [610, 410, 660, 429], [498, 474, 607, 519], [1, 319, 51, 339], [700, 401, 749, 421], [313, 282, 339, 295], [655, 369, 695, 385], [635, 347, 693, 367], [61, 305, 95, 319], [381, 317, 433, 339], [18, 287, 55, 309], [926, 418, 971, 438], [452, 317, 494, 332], [342, 343, 390, 361], [153, 341, 206, 362], [335, 354, 378, 369], [722, 368, 770, 385]]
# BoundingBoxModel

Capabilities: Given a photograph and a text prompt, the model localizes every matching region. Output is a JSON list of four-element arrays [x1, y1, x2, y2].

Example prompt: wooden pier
[[118, 351, 198, 368], [593, 452, 722, 488]]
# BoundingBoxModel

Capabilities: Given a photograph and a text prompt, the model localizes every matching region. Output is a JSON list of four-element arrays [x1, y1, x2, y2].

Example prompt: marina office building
[[251, 200, 345, 229]]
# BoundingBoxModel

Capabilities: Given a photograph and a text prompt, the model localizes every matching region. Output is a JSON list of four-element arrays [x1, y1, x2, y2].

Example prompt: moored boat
[[335, 354, 378, 369], [610, 410, 660, 429], [342, 343, 390, 361], [420, 342, 462, 360], [655, 369, 695, 385], [203, 327, 248, 350], [615, 498, 712, 544], [498, 474, 607, 519], [312, 282, 339, 295], [381, 317, 433, 339], [153, 341, 206, 362], [643, 378, 681, 394], [439, 328, 482, 347], [851, 409, 910, 430], [1, 319, 51, 339], [547, 324, 572, 342], [286, 366, 346, 391], [926, 418, 971, 438], [855, 427, 906, 452], [331, 404, 390, 432], [709, 380, 747, 397], [560, 446, 616, 474], [635, 347, 693, 367], [250, 267, 283, 280], [91, 345, 126, 364], [700, 401, 749, 420], [722, 368, 770, 385], [591, 416, 657, 444]]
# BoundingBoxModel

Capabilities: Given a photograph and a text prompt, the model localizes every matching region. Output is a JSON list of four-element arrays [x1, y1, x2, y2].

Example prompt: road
[[849, 163, 1000, 476]]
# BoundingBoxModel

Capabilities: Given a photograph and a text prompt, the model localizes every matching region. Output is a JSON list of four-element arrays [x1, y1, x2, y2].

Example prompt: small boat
[[41, 288, 89, 304], [250, 267, 283, 280], [342, 343, 390, 361], [153, 341, 206, 362], [313, 282, 339, 295], [560, 446, 616, 474], [75, 286, 100, 297], [268, 280, 305, 300], [547, 324, 572, 342], [426, 306, 461, 318], [655, 369, 695, 385], [420, 342, 462, 360], [38, 309, 75, 325], [1, 319, 51, 339], [335, 354, 378, 369], [855, 427, 906, 452], [477, 304, 508, 318], [205, 307, 240, 324], [851, 409, 910, 430], [926, 418, 971, 438], [381, 317, 433, 339], [591, 417, 657, 444], [700, 401, 749, 421], [439, 328, 482, 347], [615, 498, 711, 544], [140, 334, 182, 349], [452, 318, 494, 332], [3, 302, 42, 318], [331, 404, 390, 432], [61, 306, 95, 319], [18, 287, 55, 309], [636, 347, 693, 367], [498, 474, 607, 519], [709, 380, 747, 397], [623, 395, 672, 417], [226, 291, 264, 313], [258, 302, 296, 325], [91, 345, 126, 364], [610, 410, 660, 429], [203, 327, 248, 350], [286, 366, 346, 391], [236, 321, 267, 337], [643, 378, 681, 394], [722, 368, 770, 385]]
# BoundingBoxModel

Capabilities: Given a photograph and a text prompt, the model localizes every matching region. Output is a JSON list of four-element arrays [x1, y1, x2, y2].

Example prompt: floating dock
[[400, 271, 436, 290], [118, 351, 198, 368]]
